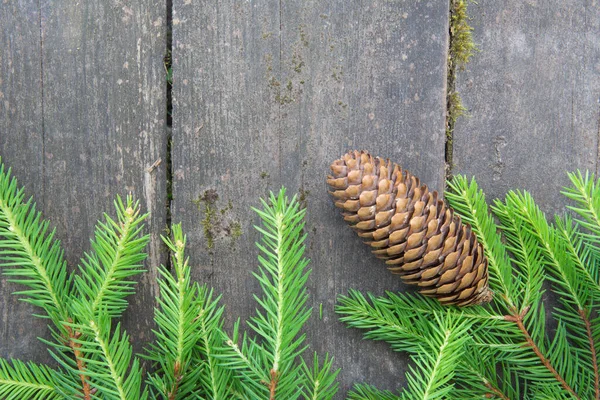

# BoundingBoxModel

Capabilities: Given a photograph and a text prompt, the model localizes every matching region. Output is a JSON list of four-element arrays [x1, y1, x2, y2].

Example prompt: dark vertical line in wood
[[595, 100, 600, 177], [278, 0, 283, 180], [444, 0, 454, 184], [596, 105, 600, 177], [165, 0, 173, 270], [38, 0, 46, 202], [166, 0, 173, 129]]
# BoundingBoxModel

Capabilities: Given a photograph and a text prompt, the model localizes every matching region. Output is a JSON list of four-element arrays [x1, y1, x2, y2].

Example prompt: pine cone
[[327, 150, 492, 306]]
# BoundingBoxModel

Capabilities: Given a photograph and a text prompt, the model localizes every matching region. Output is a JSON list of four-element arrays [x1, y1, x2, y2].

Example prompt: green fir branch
[[144, 223, 206, 399], [446, 175, 516, 310], [74, 195, 149, 318], [403, 314, 471, 400], [0, 161, 71, 329], [0, 158, 337, 400], [347, 383, 401, 400], [0, 359, 64, 400], [301, 353, 339, 400], [563, 170, 600, 237], [219, 188, 338, 400], [193, 285, 230, 400], [52, 308, 147, 400], [341, 172, 600, 399]]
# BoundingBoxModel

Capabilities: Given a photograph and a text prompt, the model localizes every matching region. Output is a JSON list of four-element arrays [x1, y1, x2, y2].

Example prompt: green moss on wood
[[446, 0, 477, 178], [193, 189, 219, 250], [229, 221, 242, 241], [449, 0, 476, 71]]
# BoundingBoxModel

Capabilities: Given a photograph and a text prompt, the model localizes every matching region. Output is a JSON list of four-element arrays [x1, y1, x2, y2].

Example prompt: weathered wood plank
[[173, 0, 448, 396], [171, 0, 282, 327], [279, 1, 449, 395], [453, 0, 600, 215], [0, 1, 47, 363], [0, 0, 167, 364]]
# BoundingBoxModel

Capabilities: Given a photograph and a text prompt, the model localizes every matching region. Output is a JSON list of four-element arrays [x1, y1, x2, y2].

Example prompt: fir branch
[[53, 309, 147, 400], [446, 176, 516, 309], [219, 325, 271, 398], [454, 346, 518, 400], [505, 306, 579, 399], [74, 195, 149, 318], [336, 290, 428, 352], [563, 170, 600, 236], [502, 190, 594, 396], [492, 198, 545, 343], [580, 308, 600, 399], [347, 383, 401, 400], [301, 353, 339, 400], [144, 223, 207, 399], [402, 314, 471, 400], [249, 189, 311, 398], [63, 322, 92, 400], [337, 291, 472, 399], [555, 216, 600, 297], [194, 285, 230, 399], [484, 383, 510, 400], [504, 190, 586, 310], [0, 359, 64, 400], [219, 188, 331, 400], [0, 162, 71, 329]]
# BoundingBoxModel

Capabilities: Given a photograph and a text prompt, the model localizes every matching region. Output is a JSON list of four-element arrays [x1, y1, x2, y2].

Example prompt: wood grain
[[0, 0, 47, 364], [452, 0, 600, 215], [172, 0, 448, 396], [0, 0, 167, 365]]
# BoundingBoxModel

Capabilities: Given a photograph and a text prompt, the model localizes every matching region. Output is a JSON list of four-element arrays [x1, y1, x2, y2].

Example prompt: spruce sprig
[[52, 309, 147, 400], [0, 359, 65, 400], [144, 223, 230, 399], [0, 162, 71, 330], [0, 157, 338, 400], [0, 159, 150, 399], [338, 172, 600, 399], [218, 188, 338, 400], [74, 196, 149, 318]]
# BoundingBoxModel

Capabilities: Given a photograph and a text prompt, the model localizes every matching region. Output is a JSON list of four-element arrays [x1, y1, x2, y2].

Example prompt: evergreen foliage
[[5, 150, 600, 399], [0, 158, 338, 399], [337, 173, 600, 399]]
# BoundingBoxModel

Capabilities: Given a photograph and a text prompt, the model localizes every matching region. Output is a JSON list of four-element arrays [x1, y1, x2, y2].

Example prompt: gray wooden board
[[0, 0, 167, 367], [0, 1, 46, 364], [453, 0, 600, 217], [172, 0, 448, 396]]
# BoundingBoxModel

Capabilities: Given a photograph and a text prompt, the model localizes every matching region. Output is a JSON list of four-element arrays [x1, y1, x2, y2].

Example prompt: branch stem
[[65, 325, 91, 400], [168, 361, 181, 400], [269, 369, 278, 400], [506, 307, 580, 399], [579, 308, 599, 399], [484, 381, 510, 400]]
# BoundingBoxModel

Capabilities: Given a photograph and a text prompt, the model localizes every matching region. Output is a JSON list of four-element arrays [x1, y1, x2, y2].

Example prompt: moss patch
[[193, 190, 243, 250], [449, 0, 476, 70], [446, 0, 477, 179], [229, 221, 242, 241], [193, 189, 219, 249], [298, 187, 310, 209]]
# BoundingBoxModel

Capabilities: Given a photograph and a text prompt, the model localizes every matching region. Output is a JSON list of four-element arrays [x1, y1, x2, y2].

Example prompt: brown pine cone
[[327, 150, 492, 306]]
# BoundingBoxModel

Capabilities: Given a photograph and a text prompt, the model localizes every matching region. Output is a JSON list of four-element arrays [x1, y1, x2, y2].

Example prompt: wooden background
[[1, 0, 598, 397]]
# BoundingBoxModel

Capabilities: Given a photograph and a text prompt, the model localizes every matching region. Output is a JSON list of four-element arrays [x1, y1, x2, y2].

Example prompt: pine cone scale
[[327, 150, 493, 307]]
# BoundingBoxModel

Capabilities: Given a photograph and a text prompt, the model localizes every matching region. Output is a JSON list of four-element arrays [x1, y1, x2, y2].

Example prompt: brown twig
[[579, 308, 599, 399], [268, 368, 278, 400], [505, 306, 580, 399], [484, 381, 511, 400], [168, 361, 182, 400], [65, 324, 91, 400]]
